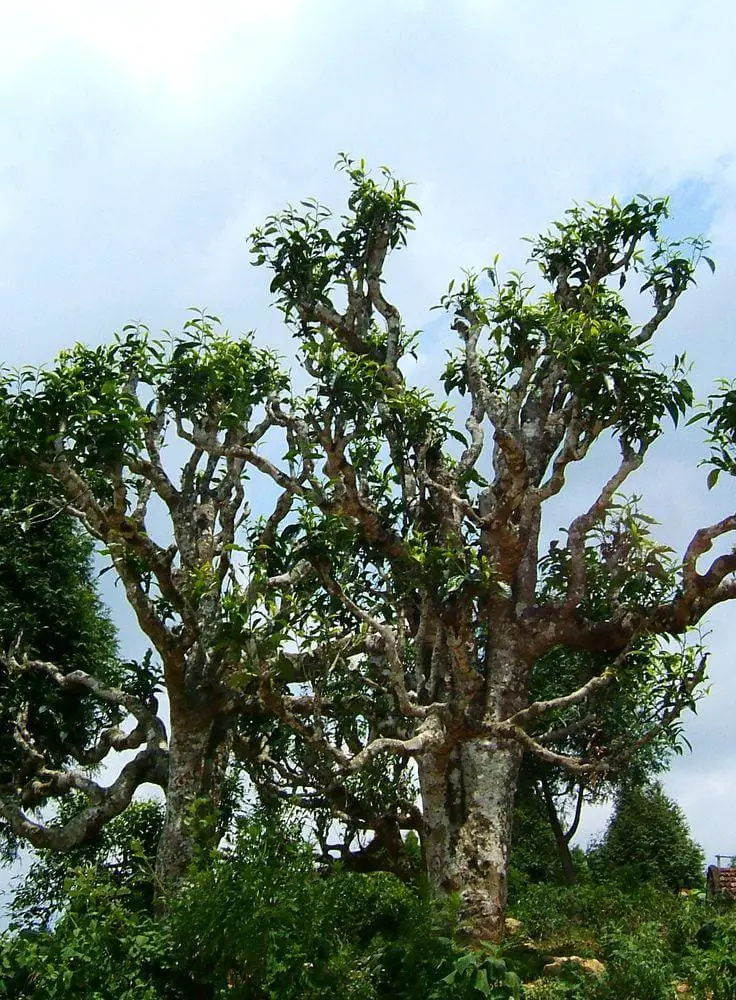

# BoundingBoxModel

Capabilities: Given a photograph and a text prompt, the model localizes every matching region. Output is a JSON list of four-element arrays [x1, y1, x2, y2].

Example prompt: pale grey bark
[[0, 654, 168, 852], [419, 738, 523, 941]]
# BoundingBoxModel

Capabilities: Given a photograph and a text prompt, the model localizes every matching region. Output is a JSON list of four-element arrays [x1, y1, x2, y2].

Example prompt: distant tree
[[1, 160, 733, 943], [588, 781, 705, 891], [508, 769, 562, 891], [0, 467, 133, 859]]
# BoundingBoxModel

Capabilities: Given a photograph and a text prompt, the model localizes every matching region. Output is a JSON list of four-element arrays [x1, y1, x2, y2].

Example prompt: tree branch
[[563, 443, 643, 610]]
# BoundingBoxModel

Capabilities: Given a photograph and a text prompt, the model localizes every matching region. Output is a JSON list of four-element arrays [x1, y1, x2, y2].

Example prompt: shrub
[[0, 874, 174, 1000], [592, 921, 676, 1000], [679, 909, 736, 1000], [10, 799, 164, 928], [3, 810, 525, 999], [509, 881, 671, 945], [166, 810, 504, 999]]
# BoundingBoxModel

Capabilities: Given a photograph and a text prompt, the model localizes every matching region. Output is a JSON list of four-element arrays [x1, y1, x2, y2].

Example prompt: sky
[[1, 0, 736, 885]]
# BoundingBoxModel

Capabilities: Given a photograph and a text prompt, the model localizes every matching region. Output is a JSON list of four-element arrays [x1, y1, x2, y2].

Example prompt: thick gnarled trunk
[[154, 709, 230, 903], [418, 737, 523, 942]]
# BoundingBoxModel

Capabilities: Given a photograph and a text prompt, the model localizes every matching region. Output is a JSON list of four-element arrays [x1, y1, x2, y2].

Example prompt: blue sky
[[2, 0, 736, 875]]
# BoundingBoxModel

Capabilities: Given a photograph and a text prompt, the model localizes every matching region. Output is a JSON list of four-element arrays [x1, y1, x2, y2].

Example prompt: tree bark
[[418, 737, 523, 942], [154, 707, 230, 905]]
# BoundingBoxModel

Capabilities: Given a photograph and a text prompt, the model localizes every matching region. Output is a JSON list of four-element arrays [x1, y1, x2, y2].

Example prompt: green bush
[[679, 908, 736, 1000], [509, 881, 671, 946], [512, 884, 736, 1000], [431, 944, 522, 999], [1, 810, 527, 999], [0, 873, 174, 1000], [508, 782, 563, 895], [11, 799, 164, 928], [7, 810, 726, 999], [168, 811, 520, 999], [593, 921, 675, 1000], [521, 982, 580, 1000]]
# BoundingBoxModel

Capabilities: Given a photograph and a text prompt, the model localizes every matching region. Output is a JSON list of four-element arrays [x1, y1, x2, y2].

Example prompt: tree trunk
[[418, 737, 523, 942], [538, 776, 581, 887], [154, 708, 230, 906], [545, 799, 577, 886]]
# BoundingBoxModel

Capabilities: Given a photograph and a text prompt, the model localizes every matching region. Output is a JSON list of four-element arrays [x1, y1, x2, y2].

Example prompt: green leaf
[[448, 428, 469, 446], [685, 410, 708, 425], [474, 967, 491, 996]]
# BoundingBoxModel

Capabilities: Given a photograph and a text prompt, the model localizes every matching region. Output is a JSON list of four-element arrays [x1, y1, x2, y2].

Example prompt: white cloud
[[1, 1, 303, 104]]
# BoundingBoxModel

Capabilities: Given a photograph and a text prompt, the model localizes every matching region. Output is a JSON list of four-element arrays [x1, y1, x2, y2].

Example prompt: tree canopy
[[1, 159, 732, 940]]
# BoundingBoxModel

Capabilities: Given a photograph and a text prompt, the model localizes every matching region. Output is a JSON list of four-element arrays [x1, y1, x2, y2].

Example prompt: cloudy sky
[[1, 0, 736, 874]]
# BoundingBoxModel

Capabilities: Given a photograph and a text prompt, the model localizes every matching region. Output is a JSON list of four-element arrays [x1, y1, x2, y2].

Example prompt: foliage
[[432, 944, 522, 999], [0, 874, 173, 1000], [0, 466, 123, 858], [510, 507, 704, 889], [592, 921, 676, 999], [0, 467, 117, 678], [167, 810, 467, 999], [0, 158, 730, 944], [1, 801, 733, 999], [587, 781, 704, 891], [511, 883, 736, 1000], [698, 377, 736, 489], [10, 798, 164, 927], [509, 880, 665, 946], [0, 810, 525, 999], [508, 773, 567, 894], [679, 911, 736, 1000]]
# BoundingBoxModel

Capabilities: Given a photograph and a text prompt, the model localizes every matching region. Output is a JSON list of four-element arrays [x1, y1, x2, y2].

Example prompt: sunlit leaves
[[533, 518, 706, 790], [698, 378, 736, 488], [160, 313, 287, 429], [0, 316, 287, 506], [250, 157, 419, 342], [529, 194, 670, 288], [440, 240, 698, 451]]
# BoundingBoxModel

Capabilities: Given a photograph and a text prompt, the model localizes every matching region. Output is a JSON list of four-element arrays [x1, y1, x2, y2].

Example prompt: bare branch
[[0, 650, 169, 851], [532, 404, 594, 503], [315, 564, 425, 719], [634, 291, 682, 346], [7, 653, 168, 752], [682, 513, 736, 593], [492, 721, 605, 776], [505, 669, 616, 730]]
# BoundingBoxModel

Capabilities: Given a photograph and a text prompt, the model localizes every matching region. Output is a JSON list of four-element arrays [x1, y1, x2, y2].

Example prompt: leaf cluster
[[0, 469, 121, 837], [251, 156, 419, 329], [0, 316, 286, 478]]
